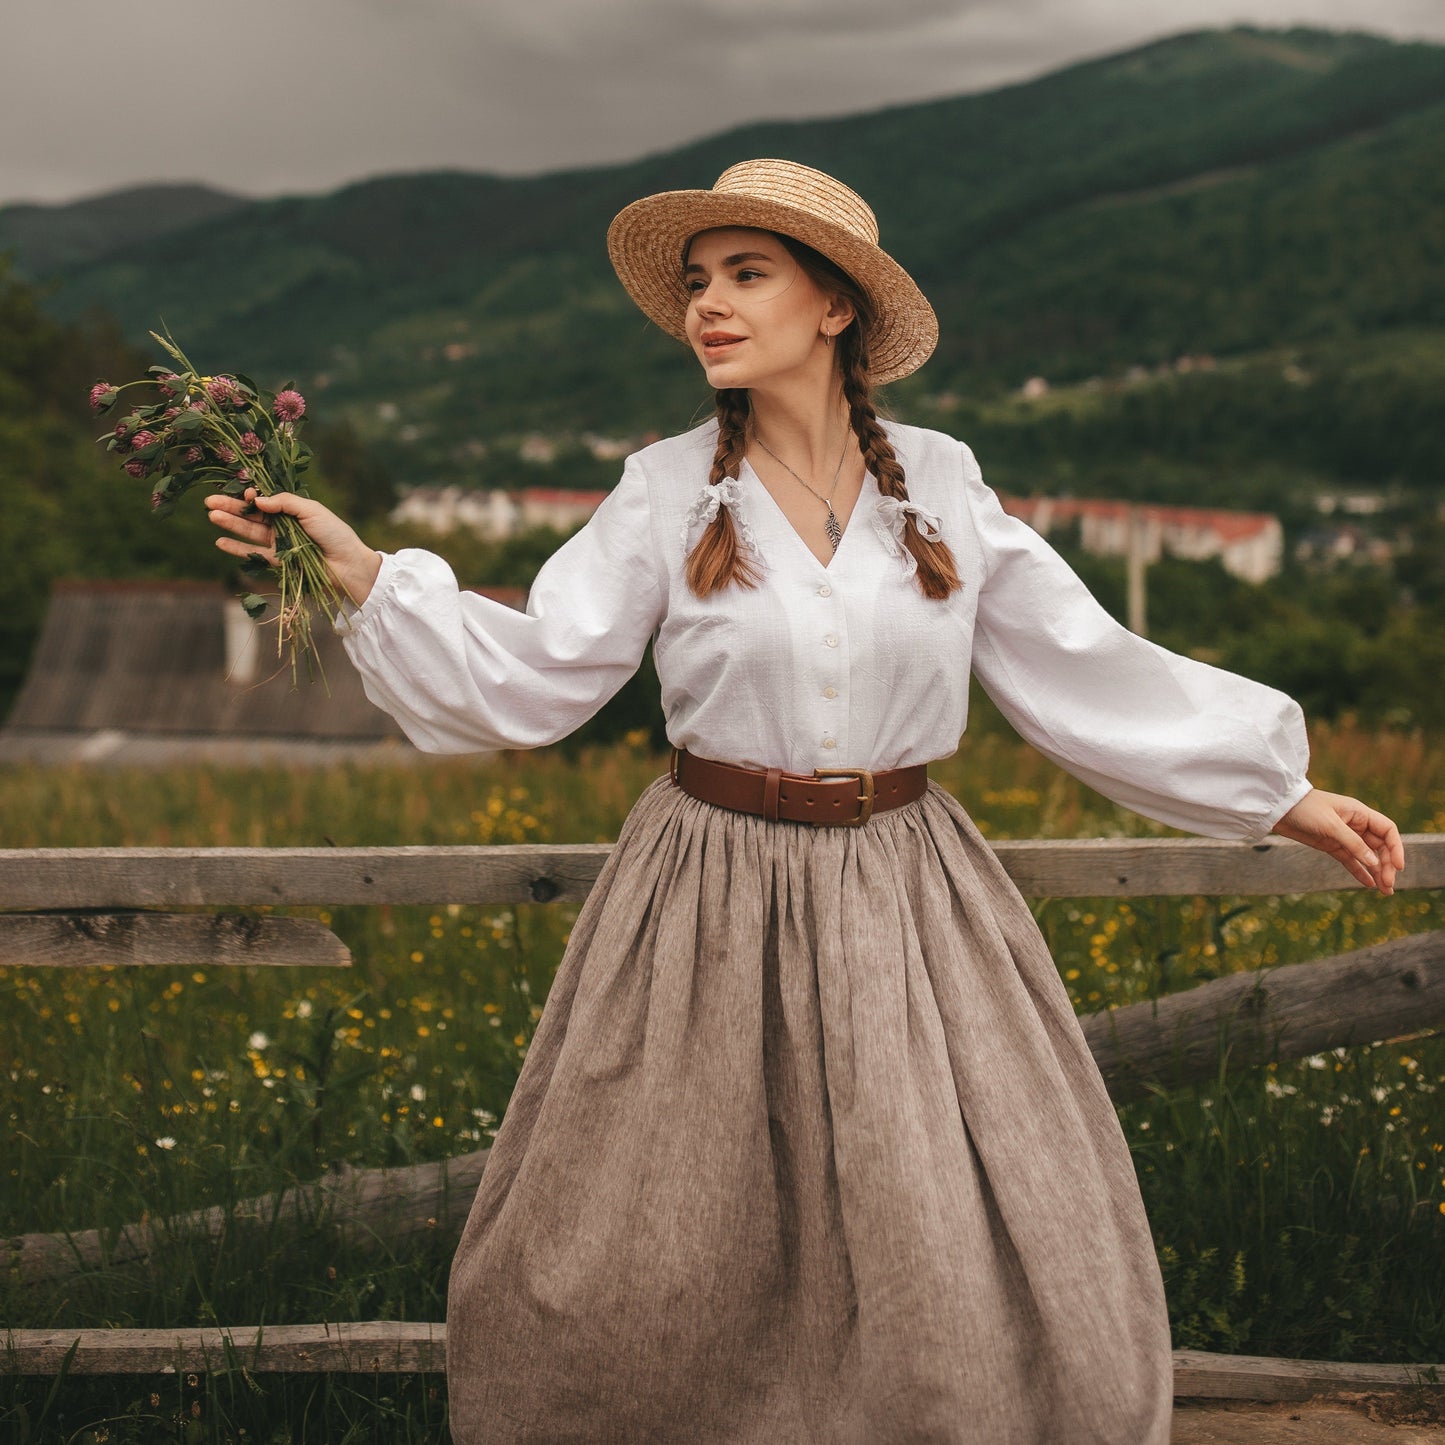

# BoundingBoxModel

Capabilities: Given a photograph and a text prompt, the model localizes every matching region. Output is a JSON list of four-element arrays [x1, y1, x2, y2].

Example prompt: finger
[[249, 488, 314, 517], [1369, 813, 1405, 872], [1319, 817, 1382, 890], [202, 493, 253, 515], [1350, 807, 1404, 892], [215, 534, 276, 565], [1359, 823, 1402, 893], [207, 508, 276, 547]]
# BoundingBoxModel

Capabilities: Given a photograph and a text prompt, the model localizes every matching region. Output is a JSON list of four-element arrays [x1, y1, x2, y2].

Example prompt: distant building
[[1315, 492, 1387, 516], [1295, 525, 1394, 567], [0, 579, 525, 767], [390, 486, 607, 539], [516, 488, 608, 533], [1002, 496, 1283, 583], [391, 486, 516, 535]]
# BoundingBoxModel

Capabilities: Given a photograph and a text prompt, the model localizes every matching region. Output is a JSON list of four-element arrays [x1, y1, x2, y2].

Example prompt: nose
[[690, 278, 730, 318]]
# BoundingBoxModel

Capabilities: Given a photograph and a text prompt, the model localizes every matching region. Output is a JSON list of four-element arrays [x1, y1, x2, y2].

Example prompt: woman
[[207, 160, 1404, 1444]]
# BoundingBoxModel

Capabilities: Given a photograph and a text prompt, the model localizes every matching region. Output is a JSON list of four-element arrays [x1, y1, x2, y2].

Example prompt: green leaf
[[240, 592, 270, 619]]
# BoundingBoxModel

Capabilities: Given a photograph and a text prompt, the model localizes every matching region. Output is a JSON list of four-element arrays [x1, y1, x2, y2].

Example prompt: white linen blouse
[[337, 418, 1311, 842]]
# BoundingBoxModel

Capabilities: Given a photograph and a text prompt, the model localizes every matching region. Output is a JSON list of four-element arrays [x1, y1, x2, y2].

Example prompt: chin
[[699, 360, 755, 388]]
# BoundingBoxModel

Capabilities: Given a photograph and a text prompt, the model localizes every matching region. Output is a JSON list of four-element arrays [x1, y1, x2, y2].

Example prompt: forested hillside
[[2, 23, 1442, 726], [0, 262, 388, 713], [4, 24, 1441, 500]]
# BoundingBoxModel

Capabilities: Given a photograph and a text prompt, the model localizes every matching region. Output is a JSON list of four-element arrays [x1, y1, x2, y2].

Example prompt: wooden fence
[[3, 835, 1444, 1403]]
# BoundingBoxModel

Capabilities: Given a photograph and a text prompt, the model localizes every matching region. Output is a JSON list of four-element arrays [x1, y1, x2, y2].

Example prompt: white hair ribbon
[[873, 496, 944, 578], [682, 476, 761, 560]]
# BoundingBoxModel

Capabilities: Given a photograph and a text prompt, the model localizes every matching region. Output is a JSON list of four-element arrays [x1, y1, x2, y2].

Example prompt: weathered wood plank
[[0, 835, 1440, 908], [0, 1321, 443, 1375], [0, 845, 611, 908], [1171, 1348, 1444, 1401], [995, 833, 1444, 897], [0, 913, 350, 969], [1086, 931, 1445, 1102], [8, 1151, 489, 1286], [2, 1328, 1437, 1395]]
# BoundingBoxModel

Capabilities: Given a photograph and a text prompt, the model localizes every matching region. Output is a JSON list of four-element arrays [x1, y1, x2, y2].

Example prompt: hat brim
[[606, 189, 938, 386]]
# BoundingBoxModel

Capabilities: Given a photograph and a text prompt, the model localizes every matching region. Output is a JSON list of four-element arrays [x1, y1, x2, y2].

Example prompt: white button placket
[[813, 576, 847, 763]]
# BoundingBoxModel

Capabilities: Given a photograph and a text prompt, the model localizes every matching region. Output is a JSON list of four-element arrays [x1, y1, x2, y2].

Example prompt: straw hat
[[606, 159, 938, 385]]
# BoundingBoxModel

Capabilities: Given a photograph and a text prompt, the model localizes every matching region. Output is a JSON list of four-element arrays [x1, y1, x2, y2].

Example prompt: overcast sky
[[6, 0, 1443, 209]]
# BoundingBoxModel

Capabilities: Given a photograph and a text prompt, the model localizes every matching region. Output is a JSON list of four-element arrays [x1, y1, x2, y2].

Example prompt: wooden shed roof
[[3, 580, 526, 746]]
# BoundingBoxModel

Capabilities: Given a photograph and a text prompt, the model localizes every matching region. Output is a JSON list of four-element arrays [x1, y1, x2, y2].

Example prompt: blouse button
[[818, 584, 832, 597], [822, 737, 837, 749], [823, 634, 838, 647], [823, 686, 837, 699]]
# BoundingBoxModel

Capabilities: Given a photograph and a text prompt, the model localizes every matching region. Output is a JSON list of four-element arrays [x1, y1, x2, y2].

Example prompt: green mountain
[[5, 23, 1444, 504], [3, 23, 1445, 727], [0, 183, 250, 276]]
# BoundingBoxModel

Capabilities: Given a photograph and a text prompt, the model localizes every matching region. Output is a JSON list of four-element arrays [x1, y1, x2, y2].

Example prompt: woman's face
[[682, 227, 851, 391]]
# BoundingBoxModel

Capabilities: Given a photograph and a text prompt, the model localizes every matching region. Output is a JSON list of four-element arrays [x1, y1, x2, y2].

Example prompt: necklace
[[751, 431, 851, 552]]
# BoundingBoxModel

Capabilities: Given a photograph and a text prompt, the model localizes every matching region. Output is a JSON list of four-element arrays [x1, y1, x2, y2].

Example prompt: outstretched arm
[[211, 455, 664, 755], [1272, 789, 1405, 895]]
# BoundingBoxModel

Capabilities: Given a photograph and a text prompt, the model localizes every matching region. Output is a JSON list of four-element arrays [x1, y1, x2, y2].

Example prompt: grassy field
[[2, 720, 1443, 1442]]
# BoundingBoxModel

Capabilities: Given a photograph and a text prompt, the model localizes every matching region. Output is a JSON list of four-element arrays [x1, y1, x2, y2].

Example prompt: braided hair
[[683, 386, 763, 595], [685, 234, 961, 601]]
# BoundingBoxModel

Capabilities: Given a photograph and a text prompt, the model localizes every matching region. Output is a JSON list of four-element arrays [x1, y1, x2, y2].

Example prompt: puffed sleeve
[[335, 454, 664, 753], [959, 442, 1312, 841]]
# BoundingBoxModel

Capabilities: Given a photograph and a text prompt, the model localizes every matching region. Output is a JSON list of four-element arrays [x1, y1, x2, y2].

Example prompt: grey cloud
[[3, 0, 1442, 206]]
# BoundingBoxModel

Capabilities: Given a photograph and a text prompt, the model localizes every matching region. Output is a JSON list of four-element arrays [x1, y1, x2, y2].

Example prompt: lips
[[701, 332, 746, 352]]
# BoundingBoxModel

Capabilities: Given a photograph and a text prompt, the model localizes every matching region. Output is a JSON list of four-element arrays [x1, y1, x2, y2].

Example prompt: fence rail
[[5, 834, 1443, 1397], [2, 1326, 1438, 1405], [2, 834, 1443, 909]]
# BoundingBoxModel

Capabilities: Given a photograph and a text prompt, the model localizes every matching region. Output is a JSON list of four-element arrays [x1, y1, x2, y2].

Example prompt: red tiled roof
[[518, 488, 609, 507], [1000, 495, 1275, 542]]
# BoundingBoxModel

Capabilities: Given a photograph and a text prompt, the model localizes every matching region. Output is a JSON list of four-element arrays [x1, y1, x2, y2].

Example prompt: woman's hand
[[205, 487, 383, 607], [1272, 789, 1405, 895]]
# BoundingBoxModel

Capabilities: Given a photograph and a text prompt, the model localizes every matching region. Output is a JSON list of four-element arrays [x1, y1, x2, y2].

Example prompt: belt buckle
[[813, 767, 875, 827]]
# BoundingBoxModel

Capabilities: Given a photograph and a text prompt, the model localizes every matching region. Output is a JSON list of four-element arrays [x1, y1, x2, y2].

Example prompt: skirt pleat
[[445, 776, 1174, 1444]]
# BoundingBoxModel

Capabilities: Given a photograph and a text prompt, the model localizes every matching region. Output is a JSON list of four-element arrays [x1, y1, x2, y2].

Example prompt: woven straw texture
[[607, 160, 939, 386], [445, 774, 1174, 1443]]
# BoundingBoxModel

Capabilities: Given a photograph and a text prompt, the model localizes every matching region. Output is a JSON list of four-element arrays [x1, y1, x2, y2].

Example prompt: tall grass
[[2, 721, 1442, 1440]]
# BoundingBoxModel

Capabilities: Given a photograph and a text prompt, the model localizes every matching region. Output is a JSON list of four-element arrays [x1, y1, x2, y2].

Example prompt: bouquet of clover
[[89, 327, 347, 685]]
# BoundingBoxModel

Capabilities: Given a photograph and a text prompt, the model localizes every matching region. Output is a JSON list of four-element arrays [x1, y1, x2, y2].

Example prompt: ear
[[822, 292, 856, 334]]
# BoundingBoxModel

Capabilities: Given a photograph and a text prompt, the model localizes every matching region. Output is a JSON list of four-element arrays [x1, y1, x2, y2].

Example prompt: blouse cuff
[[1252, 774, 1315, 843], [333, 551, 401, 636]]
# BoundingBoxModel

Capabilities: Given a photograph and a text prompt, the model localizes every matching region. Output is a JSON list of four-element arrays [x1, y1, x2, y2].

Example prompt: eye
[[684, 277, 706, 293], [736, 268, 764, 282]]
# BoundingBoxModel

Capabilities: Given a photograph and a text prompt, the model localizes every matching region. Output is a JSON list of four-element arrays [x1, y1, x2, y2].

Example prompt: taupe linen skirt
[[446, 775, 1173, 1443]]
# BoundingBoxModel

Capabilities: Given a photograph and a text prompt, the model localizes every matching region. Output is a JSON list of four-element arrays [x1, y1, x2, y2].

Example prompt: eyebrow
[[682, 251, 775, 276]]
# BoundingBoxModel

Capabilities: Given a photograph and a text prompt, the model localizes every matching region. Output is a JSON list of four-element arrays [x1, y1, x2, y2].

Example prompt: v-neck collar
[[739, 456, 875, 573]]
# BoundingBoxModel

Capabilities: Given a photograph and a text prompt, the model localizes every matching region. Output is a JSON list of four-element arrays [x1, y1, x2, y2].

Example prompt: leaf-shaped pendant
[[825, 505, 842, 552]]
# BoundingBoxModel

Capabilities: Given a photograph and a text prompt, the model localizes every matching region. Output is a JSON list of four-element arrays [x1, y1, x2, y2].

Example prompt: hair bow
[[873, 496, 944, 578], [682, 476, 761, 559]]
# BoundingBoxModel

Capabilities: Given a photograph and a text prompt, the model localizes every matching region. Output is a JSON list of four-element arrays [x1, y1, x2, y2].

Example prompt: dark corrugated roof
[[5, 582, 397, 737]]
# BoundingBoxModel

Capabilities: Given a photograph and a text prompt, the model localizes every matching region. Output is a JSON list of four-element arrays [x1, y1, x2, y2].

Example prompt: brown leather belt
[[670, 747, 928, 827]]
